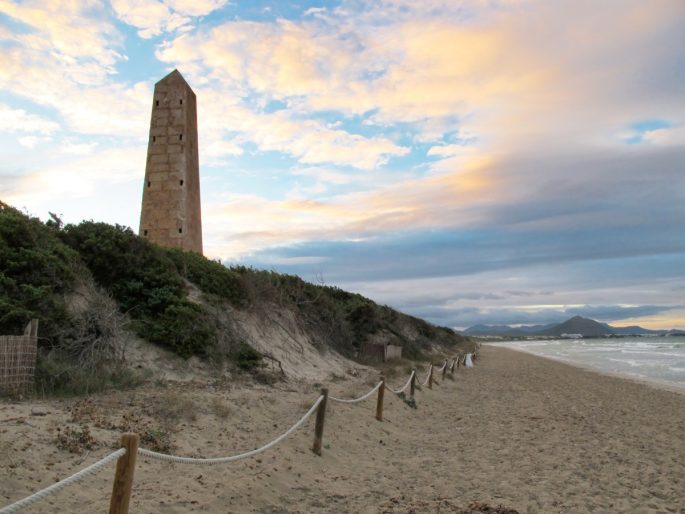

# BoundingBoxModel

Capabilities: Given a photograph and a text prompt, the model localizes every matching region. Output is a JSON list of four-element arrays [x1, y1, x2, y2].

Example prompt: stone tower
[[139, 69, 203, 254]]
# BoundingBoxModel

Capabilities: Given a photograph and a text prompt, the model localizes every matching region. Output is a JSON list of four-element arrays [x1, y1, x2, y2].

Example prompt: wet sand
[[1, 345, 684, 513]]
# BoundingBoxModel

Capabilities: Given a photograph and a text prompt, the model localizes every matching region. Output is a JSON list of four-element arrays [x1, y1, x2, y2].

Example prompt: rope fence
[[137, 395, 325, 465], [1, 350, 479, 513], [385, 369, 415, 394], [329, 381, 382, 403], [0, 448, 126, 514]]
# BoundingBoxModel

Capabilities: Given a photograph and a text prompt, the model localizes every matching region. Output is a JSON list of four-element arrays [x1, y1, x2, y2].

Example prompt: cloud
[[111, 0, 229, 38], [0, 103, 59, 134], [204, 142, 685, 264], [159, 0, 685, 150], [111, 0, 185, 39], [165, 0, 228, 17], [158, 24, 391, 167], [330, 259, 685, 330], [185, 87, 409, 168], [2, 146, 145, 209], [0, 0, 123, 79], [17, 135, 51, 148], [0, 43, 151, 136], [239, 110, 410, 169], [642, 125, 685, 146], [0, 1, 153, 138]]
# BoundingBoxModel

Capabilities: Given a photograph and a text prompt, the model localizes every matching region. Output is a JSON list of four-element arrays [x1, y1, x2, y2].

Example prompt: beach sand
[[1, 345, 684, 513]]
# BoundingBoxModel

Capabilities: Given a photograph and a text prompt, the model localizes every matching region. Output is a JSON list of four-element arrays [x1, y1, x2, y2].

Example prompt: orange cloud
[[203, 150, 503, 259]]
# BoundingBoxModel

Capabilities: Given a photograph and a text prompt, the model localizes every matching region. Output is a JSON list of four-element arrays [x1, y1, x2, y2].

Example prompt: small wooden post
[[457, 355, 461, 368], [24, 319, 39, 337], [312, 388, 328, 456], [428, 364, 433, 390], [450, 358, 456, 374], [376, 375, 385, 421], [109, 432, 139, 514], [410, 369, 416, 397], [442, 360, 447, 381]]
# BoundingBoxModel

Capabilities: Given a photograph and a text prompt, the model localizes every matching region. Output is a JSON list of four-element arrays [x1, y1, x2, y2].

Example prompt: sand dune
[[1, 346, 683, 513]]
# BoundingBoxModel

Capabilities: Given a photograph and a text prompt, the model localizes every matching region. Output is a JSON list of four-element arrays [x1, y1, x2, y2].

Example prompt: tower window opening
[[147, 181, 151, 187], [178, 228, 183, 234], [180, 180, 184, 186], [180, 99, 183, 105], [155, 100, 159, 106], [143, 229, 148, 236], [179, 134, 183, 141], [152, 136, 156, 142]]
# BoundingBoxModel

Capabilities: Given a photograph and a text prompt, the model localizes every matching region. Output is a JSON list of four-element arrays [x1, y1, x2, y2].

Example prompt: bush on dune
[[0, 202, 77, 342], [1, 201, 470, 396], [60, 222, 213, 357]]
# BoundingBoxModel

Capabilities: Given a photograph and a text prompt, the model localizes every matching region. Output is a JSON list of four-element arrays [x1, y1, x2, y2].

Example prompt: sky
[[1, 0, 684, 331]]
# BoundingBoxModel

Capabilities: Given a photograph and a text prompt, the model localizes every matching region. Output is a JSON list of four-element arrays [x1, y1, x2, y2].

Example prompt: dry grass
[[149, 392, 197, 423], [210, 397, 230, 419]]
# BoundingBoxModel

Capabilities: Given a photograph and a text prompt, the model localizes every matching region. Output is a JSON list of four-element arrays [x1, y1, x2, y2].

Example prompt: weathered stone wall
[[139, 70, 203, 254]]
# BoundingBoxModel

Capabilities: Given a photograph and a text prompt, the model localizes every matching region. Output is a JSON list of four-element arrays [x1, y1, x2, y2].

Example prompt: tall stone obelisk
[[139, 69, 203, 254]]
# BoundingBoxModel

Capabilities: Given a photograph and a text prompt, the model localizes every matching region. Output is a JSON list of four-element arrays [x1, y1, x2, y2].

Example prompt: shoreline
[[484, 341, 685, 395]]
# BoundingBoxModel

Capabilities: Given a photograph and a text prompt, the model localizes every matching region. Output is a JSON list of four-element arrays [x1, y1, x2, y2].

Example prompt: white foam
[[490, 337, 685, 392]]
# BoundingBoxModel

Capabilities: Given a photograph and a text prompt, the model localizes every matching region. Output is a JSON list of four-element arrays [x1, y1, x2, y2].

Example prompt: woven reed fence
[[0, 319, 38, 396]]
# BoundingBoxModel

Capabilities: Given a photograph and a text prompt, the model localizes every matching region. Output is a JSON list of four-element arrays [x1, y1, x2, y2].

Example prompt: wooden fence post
[[312, 388, 328, 456], [428, 364, 433, 390], [410, 369, 416, 397], [457, 355, 461, 368], [24, 319, 39, 338], [376, 375, 385, 421], [450, 358, 456, 374], [442, 360, 447, 381], [109, 432, 139, 514]]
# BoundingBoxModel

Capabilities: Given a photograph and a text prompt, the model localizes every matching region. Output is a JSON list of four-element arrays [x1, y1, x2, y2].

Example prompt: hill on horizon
[[538, 315, 613, 337]]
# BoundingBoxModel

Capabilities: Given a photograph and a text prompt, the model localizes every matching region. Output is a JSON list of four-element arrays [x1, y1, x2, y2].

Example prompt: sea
[[489, 337, 685, 392]]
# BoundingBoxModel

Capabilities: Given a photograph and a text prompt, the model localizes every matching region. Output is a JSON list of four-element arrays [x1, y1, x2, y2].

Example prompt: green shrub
[[234, 342, 262, 371], [164, 248, 245, 305], [135, 302, 213, 357], [0, 202, 78, 342], [61, 222, 212, 357], [345, 298, 381, 345], [60, 222, 184, 316]]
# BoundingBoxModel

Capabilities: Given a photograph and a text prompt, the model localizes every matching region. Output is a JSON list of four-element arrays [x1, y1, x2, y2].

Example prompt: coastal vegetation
[[0, 201, 468, 395]]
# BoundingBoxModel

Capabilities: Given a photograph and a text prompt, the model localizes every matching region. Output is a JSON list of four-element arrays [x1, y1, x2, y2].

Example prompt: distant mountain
[[465, 316, 680, 338], [538, 316, 613, 337], [611, 325, 662, 335]]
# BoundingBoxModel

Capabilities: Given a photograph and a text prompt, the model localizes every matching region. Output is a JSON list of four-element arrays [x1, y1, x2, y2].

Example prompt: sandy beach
[[1, 345, 684, 513]]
